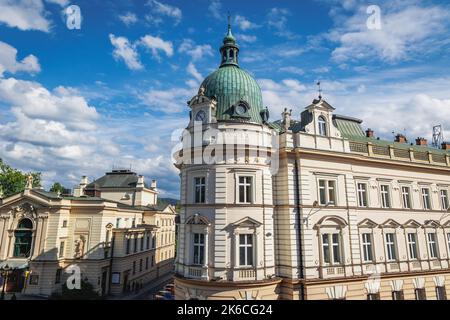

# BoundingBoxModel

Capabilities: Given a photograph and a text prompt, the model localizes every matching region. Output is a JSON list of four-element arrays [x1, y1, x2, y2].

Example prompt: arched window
[[14, 218, 33, 258], [318, 116, 328, 136]]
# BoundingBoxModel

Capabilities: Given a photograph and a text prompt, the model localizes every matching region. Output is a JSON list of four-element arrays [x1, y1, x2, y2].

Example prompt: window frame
[[357, 182, 368, 207], [407, 232, 419, 260], [440, 189, 449, 210], [361, 233, 374, 262], [380, 184, 391, 208], [401, 186, 412, 209], [237, 175, 254, 204], [321, 232, 342, 265], [385, 233, 398, 262], [427, 232, 439, 259], [436, 286, 447, 300], [194, 176, 206, 204], [238, 233, 254, 267], [421, 187, 431, 210], [318, 178, 337, 206], [318, 116, 328, 136], [192, 233, 205, 266]]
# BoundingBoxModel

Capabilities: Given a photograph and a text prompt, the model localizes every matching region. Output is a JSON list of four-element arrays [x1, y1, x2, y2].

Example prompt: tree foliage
[[50, 182, 66, 194], [0, 158, 41, 198]]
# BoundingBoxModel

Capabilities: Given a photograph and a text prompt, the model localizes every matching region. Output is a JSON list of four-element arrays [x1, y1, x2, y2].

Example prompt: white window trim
[[193, 175, 207, 204], [361, 233, 374, 263], [235, 173, 256, 204], [356, 182, 369, 208], [320, 231, 343, 266], [427, 232, 439, 260], [406, 232, 419, 260], [318, 116, 328, 137], [401, 186, 412, 209], [440, 189, 449, 211], [380, 184, 391, 208], [233, 228, 258, 269], [238, 233, 255, 267], [317, 177, 338, 206], [421, 188, 431, 210], [384, 232, 398, 262]]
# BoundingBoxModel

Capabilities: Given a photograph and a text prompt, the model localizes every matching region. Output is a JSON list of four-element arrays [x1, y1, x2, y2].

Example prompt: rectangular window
[[427, 233, 438, 259], [239, 234, 254, 266], [55, 268, 62, 284], [151, 255, 154, 267], [116, 218, 121, 228], [139, 259, 143, 272], [59, 241, 65, 258], [422, 188, 431, 210], [361, 233, 373, 262], [318, 179, 336, 205], [152, 235, 156, 249], [193, 233, 205, 265], [134, 236, 138, 253], [367, 293, 380, 300], [322, 233, 341, 264], [385, 233, 397, 261], [392, 291, 404, 300], [415, 288, 426, 300], [357, 183, 368, 207], [62, 220, 68, 228], [145, 257, 149, 270], [407, 233, 418, 260], [140, 236, 144, 251], [132, 261, 136, 275], [194, 177, 206, 203], [402, 186, 411, 209], [436, 286, 447, 300], [381, 185, 391, 208], [146, 235, 150, 250], [441, 190, 449, 210], [447, 233, 450, 253], [126, 237, 130, 254], [238, 176, 253, 203]]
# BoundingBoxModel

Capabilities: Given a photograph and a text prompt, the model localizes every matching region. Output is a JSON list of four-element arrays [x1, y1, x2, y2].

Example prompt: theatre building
[[0, 169, 176, 298], [173, 22, 450, 300]]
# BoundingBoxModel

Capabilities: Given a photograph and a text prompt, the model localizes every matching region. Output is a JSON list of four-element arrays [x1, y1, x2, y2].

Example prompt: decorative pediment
[[423, 220, 441, 228], [186, 214, 211, 226], [379, 219, 401, 228], [231, 216, 262, 228], [315, 215, 348, 229], [441, 219, 450, 228], [402, 219, 422, 229], [10, 202, 39, 220], [357, 219, 378, 229]]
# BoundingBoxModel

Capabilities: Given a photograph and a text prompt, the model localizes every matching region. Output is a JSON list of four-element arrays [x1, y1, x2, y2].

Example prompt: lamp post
[[301, 201, 331, 227], [0, 264, 11, 300]]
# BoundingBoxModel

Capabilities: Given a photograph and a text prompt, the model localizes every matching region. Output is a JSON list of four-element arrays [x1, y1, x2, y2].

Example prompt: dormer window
[[318, 116, 328, 136]]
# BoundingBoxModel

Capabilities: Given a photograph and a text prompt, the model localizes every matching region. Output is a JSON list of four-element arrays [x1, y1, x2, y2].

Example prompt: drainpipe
[[294, 156, 305, 300], [107, 235, 115, 295]]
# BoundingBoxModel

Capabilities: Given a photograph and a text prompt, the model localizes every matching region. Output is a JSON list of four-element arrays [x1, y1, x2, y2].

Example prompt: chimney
[[415, 137, 428, 146], [151, 179, 157, 189], [395, 134, 408, 144], [366, 128, 374, 138], [442, 142, 450, 150], [137, 175, 145, 188]]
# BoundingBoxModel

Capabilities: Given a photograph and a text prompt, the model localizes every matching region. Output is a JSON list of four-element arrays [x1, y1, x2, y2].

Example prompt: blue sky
[[0, 0, 450, 198]]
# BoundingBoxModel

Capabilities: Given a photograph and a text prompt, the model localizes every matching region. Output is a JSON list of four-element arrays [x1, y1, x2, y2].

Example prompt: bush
[[50, 279, 101, 300]]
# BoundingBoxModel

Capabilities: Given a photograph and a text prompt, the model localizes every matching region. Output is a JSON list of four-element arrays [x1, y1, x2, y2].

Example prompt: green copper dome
[[199, 21, 266, 124]]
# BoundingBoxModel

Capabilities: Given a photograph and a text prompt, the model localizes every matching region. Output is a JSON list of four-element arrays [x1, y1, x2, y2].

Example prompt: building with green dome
[[175, 22, 450, 301]]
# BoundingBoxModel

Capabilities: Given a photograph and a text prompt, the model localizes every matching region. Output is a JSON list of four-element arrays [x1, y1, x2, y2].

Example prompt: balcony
[[185, 265, 209, 280]]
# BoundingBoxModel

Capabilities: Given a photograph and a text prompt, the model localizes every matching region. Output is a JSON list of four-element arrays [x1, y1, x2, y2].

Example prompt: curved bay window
[[14, 218, 33, 258]]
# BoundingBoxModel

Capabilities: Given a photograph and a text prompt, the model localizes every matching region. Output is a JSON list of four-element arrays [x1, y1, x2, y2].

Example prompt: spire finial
[[317, 81, 323, 99]]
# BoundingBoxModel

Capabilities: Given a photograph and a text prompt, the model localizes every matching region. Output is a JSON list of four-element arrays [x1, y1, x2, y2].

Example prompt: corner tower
[[174, 22, 280, 300]]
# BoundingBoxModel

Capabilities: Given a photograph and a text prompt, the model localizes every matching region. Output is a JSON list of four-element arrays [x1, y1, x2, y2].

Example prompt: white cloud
[[208, 0, 222, 20], [178, 39, 213, 61], [0, 40, 41, 76], [328, 2, 450, 63], [147, 0, 182, 25], [45, 0, 69, 6], [267, 7, 299, 39], [234, 15, 259, 31], [119, 12, 138, 26], [109, 34, 143, 71], [236, 34, 257, 43], [0, 0, 51, 32], [186, 62, 203, 84], [279, 66, 304, 75], [139, 87, 193, 113], [313, 66, 330, 73], [139, 34, 174, 59]]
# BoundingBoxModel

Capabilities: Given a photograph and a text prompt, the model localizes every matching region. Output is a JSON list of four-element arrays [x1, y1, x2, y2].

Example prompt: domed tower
[[174, 21, 280, 300]]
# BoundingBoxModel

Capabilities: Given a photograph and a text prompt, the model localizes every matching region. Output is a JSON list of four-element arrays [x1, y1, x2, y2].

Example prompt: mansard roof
[[85, 170, 154, 190]]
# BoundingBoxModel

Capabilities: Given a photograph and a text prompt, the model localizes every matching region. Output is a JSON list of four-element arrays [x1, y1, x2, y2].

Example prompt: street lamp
[[300, 201, 332, 227], [0, 264, 11, 300]]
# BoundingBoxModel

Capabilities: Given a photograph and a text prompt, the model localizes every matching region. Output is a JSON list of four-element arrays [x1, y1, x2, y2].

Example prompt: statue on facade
[[26, 174, 33, 189], [74, 235, 86, 258]]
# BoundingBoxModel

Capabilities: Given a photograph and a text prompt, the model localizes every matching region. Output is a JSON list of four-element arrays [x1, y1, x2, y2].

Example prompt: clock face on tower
[[195, 110, 206, 123]]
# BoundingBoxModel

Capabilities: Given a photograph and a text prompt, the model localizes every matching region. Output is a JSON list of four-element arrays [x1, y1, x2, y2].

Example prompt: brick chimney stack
[[395, 134, 408, 144], [442, 142, 450, 150], [366, 128, 374, 138], [415, 137, 428, 146]]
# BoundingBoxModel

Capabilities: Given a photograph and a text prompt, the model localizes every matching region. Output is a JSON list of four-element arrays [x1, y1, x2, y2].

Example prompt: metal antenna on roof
[[317, 81, 323, 99]]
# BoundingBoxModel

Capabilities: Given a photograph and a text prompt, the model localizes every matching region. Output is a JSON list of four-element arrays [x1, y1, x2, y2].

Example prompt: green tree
[[50, 182, 66, 194], [50, 278, 101, 300], [0, 158, 41, 198]]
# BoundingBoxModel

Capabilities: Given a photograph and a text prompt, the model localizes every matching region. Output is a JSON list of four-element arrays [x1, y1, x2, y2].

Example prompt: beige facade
[[0, 170, 176, 298]]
